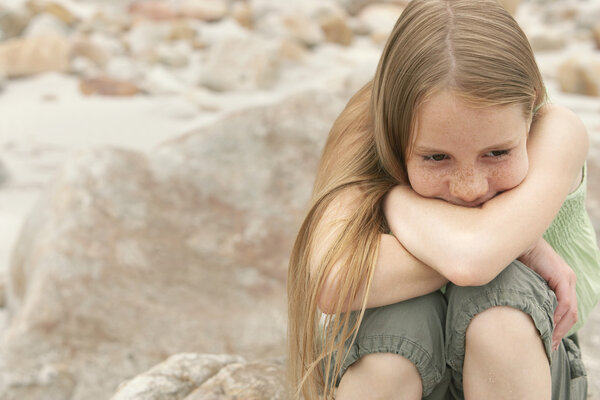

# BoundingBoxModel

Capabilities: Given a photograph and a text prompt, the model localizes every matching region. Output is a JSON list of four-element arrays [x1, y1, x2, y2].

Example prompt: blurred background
[[0, 0, 599, 398]]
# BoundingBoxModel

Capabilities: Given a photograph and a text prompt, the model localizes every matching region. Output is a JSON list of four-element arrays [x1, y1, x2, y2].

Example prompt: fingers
[[551, 280, 577, 351], [552, 309, 578, 351]]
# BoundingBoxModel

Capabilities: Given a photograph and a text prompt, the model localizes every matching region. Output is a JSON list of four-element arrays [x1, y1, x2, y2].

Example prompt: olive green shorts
[[333, 261, 587, 399]]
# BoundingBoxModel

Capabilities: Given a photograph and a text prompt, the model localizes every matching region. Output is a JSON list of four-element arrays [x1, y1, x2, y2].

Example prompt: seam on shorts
[[446, 288, 555, 374], [337, 334, 443, 397]]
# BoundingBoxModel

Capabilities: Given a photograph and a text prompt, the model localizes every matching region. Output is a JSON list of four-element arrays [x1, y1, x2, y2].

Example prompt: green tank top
[[543, 164, 600, 335]]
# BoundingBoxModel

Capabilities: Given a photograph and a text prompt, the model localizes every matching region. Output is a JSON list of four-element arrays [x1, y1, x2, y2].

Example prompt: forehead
[[411, 90, 527, 150]]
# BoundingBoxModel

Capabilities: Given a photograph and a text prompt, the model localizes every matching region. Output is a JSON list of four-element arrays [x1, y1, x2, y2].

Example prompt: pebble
[[79, 76, 140, 96]]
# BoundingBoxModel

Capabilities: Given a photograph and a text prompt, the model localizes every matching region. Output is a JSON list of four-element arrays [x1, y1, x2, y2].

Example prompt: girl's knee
[[466, 306, 541, 349], [337, 353, 422, 400]]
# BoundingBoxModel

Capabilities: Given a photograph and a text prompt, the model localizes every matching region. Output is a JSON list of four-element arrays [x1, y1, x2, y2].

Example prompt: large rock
[[110, 353, 286, 400], [1, 89, 347, 400]]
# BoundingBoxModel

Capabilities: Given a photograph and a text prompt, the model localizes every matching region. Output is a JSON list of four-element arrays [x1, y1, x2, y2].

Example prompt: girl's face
[[405, 90, 530, 207]]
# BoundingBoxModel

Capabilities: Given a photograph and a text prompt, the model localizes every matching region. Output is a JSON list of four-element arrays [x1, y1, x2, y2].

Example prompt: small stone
[[179, 0, 228, 22], [155, 41, 191, 68], [23, 12, 70, 37], [79, 77, 141, 96], [338, 0, 409, 16], [140, 65, 187, 95], [71, 38, 111, 68], [257, 13, 323, 48], [0, 158, 9, 185], [497, 0, 521, 16], [319, 14, 354, 46], [201, 35, 280, 91], [0, 35, 71, 78], [593, 25, 600, 50], [0, 10, 31, 41], [278, 38, 308, 62], [528, 28, 567, 52], [128, 1, 176, 21], [358, 3, 404, 40], [232, 1, 253, 29], [27, 1, 77, 26], [70, 55, 100, 78], [167, 20, 197, 41], [557, 57, 600, 97]]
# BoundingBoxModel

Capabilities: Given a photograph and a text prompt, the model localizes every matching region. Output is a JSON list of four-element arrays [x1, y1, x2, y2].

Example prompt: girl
[[287, 0, 600, 399]]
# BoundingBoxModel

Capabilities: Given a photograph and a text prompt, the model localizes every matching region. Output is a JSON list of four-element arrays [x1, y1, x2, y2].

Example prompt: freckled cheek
[[488, 157, 529, 193], [407, 168, 448, 198]]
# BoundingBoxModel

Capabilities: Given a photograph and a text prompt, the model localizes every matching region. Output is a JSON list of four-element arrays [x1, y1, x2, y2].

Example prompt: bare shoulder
[[535, 104, 589, 147], [536, 104, 589, 192]]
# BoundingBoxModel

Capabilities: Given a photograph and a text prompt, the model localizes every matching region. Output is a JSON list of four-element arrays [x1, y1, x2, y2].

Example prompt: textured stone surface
[[111, 353, 245, 400], [0, 89, 346, 400]]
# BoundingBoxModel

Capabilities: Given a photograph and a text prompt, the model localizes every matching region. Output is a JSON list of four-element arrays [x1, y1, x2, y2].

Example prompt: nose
[[449, 167, 489, 205]]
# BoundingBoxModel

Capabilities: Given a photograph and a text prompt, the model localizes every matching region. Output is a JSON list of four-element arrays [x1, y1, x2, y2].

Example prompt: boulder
[[110, 353, 287, 400], [1, 89, 347, 400]]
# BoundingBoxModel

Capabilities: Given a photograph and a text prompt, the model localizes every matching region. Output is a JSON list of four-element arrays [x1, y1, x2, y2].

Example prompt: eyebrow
[[413, 137, 522, 154]]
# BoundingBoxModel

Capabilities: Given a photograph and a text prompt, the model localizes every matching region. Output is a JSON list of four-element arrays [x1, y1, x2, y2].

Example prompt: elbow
[[317, 286, 337, 315], [445, 258, 498, 287]]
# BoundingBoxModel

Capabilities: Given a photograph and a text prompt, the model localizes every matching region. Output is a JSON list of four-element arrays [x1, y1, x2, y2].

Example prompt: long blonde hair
[[287, 1, 546, 398]]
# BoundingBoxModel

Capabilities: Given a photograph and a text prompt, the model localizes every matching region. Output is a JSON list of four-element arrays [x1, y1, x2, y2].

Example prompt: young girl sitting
[[287, 0, 600, 399]]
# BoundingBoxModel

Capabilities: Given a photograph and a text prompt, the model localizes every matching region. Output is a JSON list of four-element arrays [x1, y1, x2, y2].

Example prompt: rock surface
[[0, 89, 347, 400], [110, 353, 287, 400]]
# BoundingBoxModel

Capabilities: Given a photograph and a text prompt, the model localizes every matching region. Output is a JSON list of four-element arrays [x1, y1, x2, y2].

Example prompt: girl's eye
[[424, 154, 448, 162], [485, 150, 510, 158]]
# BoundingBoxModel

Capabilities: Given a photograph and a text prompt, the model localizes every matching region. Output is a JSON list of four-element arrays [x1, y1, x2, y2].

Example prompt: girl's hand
[[519, 238, 578, 351]]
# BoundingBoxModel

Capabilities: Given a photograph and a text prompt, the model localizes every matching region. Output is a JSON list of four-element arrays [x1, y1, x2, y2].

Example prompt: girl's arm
[[312, 187, 448, 314], [384, 104, 589, 286]]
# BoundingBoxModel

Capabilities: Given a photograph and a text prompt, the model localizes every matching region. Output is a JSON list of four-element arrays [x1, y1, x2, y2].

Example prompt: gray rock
[[186, 358, 287, 400], [111, 353, 245, 400], [110, 353, 287, 400], [0, 89, 347, 400]]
